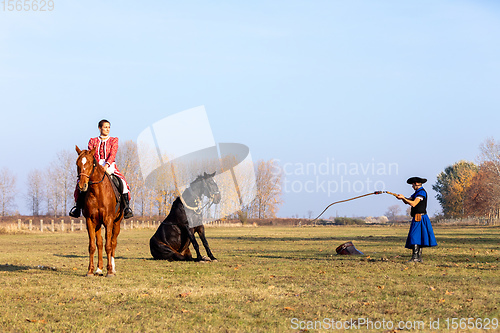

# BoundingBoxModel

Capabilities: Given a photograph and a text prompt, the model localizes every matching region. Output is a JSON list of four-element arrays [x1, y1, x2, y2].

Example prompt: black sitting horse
[[150, 172, 221, 261]]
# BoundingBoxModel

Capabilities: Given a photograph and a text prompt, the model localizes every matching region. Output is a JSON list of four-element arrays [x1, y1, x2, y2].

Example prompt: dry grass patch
[[0, 225, 498, 332]]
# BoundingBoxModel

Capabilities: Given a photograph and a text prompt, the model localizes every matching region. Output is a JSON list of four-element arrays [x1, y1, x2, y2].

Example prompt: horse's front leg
[[86, 218, 96, 276], [185, 226, 203, 261], [196, 226, 217, 261], [109, 219, 121, 275], [95, 225, 104, 275], [104, 220, 115, 277]]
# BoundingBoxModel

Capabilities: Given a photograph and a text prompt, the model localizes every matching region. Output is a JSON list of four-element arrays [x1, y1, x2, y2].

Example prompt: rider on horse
[[69, 119, 133, 219]]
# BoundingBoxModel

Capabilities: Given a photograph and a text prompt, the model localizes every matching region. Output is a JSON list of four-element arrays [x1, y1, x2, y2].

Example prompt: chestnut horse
[[75, 145, 123, 277], [150, 172, 221, 261]]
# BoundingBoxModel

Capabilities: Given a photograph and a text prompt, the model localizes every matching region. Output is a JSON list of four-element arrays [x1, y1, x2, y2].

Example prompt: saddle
[[107, 173, 123, 212]]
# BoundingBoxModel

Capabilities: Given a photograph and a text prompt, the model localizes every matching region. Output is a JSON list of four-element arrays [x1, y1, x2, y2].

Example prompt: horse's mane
[[172, 197, 183, 209], [168, 197, 186, 219], [191, 175, 204, 184], [190, 172, 216, 185]]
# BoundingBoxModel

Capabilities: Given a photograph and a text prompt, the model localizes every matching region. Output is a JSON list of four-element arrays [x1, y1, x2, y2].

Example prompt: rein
[[180, 195, 201, 213], [312, 191, 398, 221], [200, 192, 218, 211]]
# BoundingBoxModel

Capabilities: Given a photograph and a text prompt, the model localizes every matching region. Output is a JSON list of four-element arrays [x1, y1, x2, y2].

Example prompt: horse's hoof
[[86, 273, 95, 277], [106, 273, 116, 278], [211, 259, 218, 262]]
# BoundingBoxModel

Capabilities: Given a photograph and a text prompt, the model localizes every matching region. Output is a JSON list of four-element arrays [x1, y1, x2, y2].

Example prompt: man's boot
[[122, 195, 133, 219], [69, 192, 85, 218], [408, 244, 419, 262], [417, 246, 423, 262]]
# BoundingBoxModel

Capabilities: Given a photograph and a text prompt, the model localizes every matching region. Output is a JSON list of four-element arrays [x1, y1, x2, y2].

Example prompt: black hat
[[407, 177, 427, 184]]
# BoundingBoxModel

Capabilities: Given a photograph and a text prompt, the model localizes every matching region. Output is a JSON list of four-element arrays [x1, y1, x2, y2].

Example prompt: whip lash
[[312, 191, 398, 221]]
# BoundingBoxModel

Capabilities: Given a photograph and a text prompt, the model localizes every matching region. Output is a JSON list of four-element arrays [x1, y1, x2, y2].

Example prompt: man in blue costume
[[396, 177, 437, 262]]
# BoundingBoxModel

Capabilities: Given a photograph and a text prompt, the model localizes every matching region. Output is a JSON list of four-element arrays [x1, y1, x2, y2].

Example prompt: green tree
[[433, 160, 478, 218]]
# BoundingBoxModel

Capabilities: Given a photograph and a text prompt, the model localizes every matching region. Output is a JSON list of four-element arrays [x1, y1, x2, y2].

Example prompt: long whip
[[312, 191, 398, 221]]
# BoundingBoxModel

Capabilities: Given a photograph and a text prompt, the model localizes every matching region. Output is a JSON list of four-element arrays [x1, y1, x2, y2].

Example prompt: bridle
[[78, 153, 106, 188], [181, 177, 220, 215]]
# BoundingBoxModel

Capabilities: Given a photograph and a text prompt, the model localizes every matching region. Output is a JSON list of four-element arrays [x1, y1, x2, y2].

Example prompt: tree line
[[433, 138, 500, 220], [0, 141, 283, 219]]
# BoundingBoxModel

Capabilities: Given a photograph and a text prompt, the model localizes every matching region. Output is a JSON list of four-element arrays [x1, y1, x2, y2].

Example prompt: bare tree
[[385, 204, 402, 221], [45, 149, 75, 217], [249, 159, 283, 219], [134, 182, 155, 218], [0, 167, 17, 216], [26, 169, 45, 216], [45, 166, 62, 217], [479, 137, 500, 177], [115, 140, 142, 214], [58, 150, 76, 215]]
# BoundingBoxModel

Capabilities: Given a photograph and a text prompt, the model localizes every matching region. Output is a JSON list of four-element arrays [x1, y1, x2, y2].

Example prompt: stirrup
[[124, 208, 133, 219]]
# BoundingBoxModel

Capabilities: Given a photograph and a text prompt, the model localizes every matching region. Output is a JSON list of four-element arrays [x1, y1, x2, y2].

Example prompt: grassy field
[[0, 225, 499, 332]]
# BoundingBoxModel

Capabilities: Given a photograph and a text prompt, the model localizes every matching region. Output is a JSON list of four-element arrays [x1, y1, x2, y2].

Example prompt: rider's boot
[[69, 192, 85, 218], [122, 194, 134, 219]]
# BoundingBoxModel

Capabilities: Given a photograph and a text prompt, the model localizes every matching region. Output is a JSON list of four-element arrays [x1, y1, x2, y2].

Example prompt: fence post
[[61, 219, 64, 232], [29, 219, 32, 231], [71, 219, 74, 232], [80, 219, 83, 231], [18, 219, 21, 230], [123, 220, 127, 230], [51, 220, 55, 232], [40, 219, 43, 232], [147, 220, 150, 228]]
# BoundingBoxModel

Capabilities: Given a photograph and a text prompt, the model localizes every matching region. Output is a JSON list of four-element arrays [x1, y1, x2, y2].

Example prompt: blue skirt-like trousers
[[405, 214, 437, 249]]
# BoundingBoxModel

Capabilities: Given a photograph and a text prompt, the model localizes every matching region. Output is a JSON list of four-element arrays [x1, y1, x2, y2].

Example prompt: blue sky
[[1, 1, 500, 217]]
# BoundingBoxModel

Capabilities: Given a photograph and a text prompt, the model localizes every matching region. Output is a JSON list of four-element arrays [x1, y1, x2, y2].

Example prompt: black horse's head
[[190, 171, 221, 204]]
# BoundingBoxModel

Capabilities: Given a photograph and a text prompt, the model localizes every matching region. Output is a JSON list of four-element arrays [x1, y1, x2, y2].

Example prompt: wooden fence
[[434, 217, 499, 226], [12, 218, 240, 232]]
